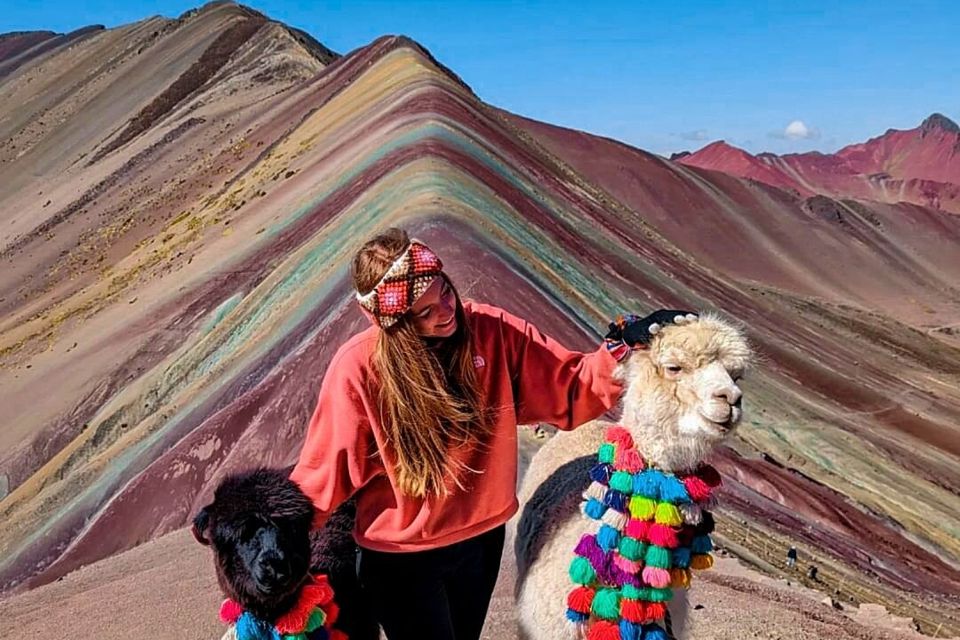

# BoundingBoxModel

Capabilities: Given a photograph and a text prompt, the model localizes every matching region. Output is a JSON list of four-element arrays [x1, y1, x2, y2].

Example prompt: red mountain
[[678, 114, 960, 213]]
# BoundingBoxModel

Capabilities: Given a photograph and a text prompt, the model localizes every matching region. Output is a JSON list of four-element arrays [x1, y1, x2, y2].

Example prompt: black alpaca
[[193, 468, 378, 639]]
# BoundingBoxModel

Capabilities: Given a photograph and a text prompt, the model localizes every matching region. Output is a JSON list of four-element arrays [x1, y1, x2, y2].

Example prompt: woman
[[291, 227, 689, 640]]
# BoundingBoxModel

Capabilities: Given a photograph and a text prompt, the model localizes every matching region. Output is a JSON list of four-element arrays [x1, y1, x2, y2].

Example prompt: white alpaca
[[516, 314, 752, 640]]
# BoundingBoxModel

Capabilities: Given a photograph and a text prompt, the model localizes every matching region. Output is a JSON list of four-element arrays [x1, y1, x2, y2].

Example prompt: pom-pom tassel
[[590, 463, 613, 484], [647, 523, 678, 548], [584, 481, 608, 501], [236, 613, 272, 640], [646, 587, 673, 603], [591, 588, 622, 620], [628, 496, 656, 521], [602, 508, 629, 531], [565, 609, 589, 624], [574, 534, 601, 557], [605, 426, 635, 449], [612, 553, 643, 575], [670, 567, 692, 589], [624, 518, 650, 540], [569, 555, 597, 585], [691, 553, 714, 570], [567, 586, 596, 613], [633, 470, 665, 499], [598, 443, 616, 464], [597, 524, 620, 551], [615, 447, 645, 473], [603, 489, 628, 512], [679, 503, 702, 525], [305, 608, 326, 633], [219, 600, 243, 624], [691, 534, 713, 554], [641, 566, 672, 588], [683, 476, 712, 502], [641, 623, 668, 640], [303, 578, 335, 605], [619, 599, 646, 623], [698, 464, 722, 487], [610, 471, 634, 493], [653, 502, 683, 527], [618, 535, 646, 561], [619, 619, 642, 640], [587, 620, 621, 640], [646, 602, 668, 621], [621, 584, 646, 601], [583, 498, 607, 520], [644, 545, 671, 569], [697, 511, 716, 535], [275, 599, 315, 634], [321, 601, 339, 626], [658, 475, 690, 503]]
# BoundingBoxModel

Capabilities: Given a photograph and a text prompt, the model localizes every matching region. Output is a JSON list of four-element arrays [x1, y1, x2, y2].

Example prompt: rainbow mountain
[[1, 2, 958, 635]]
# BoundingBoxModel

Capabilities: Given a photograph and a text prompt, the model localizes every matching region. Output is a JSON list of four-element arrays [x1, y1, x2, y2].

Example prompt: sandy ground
[[0, 524, 946, 640], [1, 427, 947, 639]]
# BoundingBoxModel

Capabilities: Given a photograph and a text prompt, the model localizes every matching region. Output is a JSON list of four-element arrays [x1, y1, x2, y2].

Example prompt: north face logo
[[473, 355, 486, 368]]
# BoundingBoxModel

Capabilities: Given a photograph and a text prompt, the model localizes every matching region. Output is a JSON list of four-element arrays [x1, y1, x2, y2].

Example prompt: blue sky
[[4, 1, 958, 156]]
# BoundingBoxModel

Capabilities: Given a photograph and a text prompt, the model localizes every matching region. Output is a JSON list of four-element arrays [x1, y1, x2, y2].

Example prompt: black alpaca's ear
[[192, 506, 212, 546]]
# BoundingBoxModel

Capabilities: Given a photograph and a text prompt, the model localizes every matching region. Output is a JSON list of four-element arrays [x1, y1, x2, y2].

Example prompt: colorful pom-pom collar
[[567, 426, 721, 640], [219, 574, 347, 640]]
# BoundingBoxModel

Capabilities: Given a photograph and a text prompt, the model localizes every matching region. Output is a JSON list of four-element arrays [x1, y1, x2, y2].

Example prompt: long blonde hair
[[353, 228, 492, 498]]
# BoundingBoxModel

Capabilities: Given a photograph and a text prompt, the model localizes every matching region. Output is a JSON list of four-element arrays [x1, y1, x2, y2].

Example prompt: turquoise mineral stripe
[[200, 293, 242, 334], [261, 117, 685, 315]]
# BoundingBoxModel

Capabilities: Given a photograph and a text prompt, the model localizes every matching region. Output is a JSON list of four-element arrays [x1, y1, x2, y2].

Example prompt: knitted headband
[[355, 240, 444, 328]]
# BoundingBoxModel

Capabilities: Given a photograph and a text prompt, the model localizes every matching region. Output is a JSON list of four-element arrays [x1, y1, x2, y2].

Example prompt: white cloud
[[785, 120, 812, 139], [770, 120, 821, 140]]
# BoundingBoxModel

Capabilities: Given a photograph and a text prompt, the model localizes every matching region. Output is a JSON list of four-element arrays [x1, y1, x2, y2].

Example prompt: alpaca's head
[[618, 313, 752, 472], [193, 468, 314, 620]]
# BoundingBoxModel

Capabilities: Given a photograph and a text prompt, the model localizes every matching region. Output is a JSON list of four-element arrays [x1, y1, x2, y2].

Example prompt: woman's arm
[[494, 307, 622, 431], [496, 306, 697, 431], [290, 349, 381, 529]]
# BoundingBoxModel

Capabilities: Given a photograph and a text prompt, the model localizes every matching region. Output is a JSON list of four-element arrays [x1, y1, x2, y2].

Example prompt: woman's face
[[409, 277, 458, 338]]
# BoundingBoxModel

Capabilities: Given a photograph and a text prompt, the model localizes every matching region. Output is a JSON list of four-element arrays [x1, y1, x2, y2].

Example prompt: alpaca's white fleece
[[516, 316, 752, 640], [515, 422, 689, 640]]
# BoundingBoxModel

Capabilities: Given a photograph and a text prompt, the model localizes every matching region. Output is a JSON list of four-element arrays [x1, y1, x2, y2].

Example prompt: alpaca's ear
[[192, 506, 212, 546]]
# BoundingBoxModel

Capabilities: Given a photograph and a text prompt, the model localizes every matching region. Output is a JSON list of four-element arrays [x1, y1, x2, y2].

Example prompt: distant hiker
[[807, 564, 819, 581], [786, 545, 798, 568]]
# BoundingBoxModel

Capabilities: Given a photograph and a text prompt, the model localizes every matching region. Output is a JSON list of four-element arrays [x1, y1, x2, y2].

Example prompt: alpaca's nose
[[713, 384, 742, 405], [255, 553, 289, 585]]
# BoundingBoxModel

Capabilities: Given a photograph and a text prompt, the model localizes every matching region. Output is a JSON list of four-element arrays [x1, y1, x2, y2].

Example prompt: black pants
[[357, 525, 505, 640]]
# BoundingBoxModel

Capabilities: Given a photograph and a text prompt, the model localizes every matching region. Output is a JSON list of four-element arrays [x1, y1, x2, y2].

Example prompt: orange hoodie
[[290, 301, 623, 552]]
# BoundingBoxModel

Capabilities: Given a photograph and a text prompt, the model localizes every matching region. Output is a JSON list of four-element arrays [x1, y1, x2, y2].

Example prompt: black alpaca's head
[[193, 468, 315, 620]]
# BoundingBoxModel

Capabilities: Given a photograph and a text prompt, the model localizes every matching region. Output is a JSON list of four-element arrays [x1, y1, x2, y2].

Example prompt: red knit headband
[[355, 240, 444, 328]]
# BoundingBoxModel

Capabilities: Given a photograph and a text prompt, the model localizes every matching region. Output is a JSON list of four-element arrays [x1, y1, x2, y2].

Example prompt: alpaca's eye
[[664, 365, 682, 375]]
